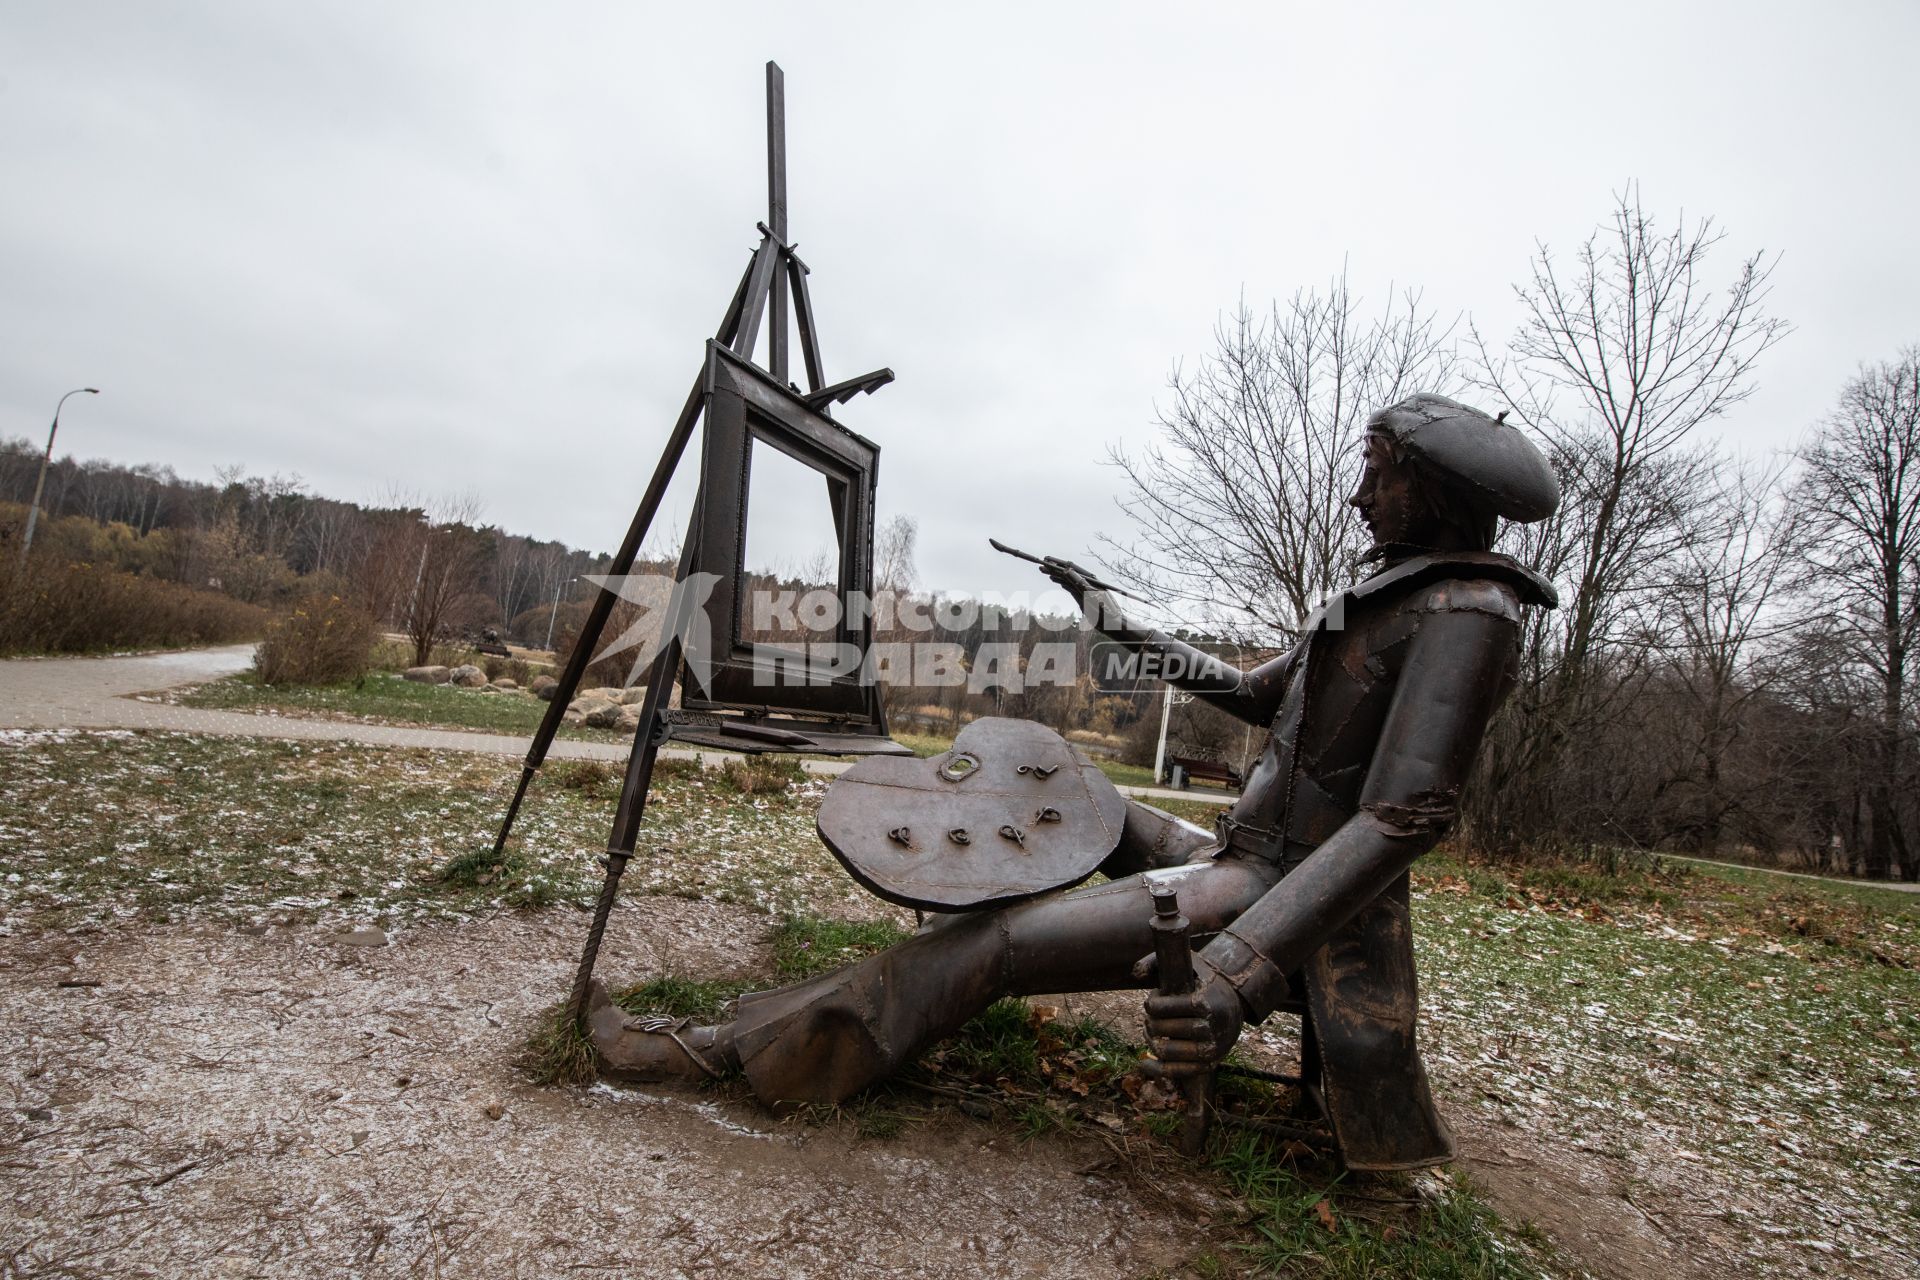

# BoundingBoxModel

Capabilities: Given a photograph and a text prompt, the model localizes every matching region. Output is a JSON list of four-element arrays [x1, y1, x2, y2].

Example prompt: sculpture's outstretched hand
[[1038, 557, 1095, 603], [1140, 958, 1244, 1080], [1039, 558, 1121, 630]]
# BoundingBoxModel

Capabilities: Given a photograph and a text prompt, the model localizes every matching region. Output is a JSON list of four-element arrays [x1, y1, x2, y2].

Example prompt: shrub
[[367, 637, 416, 672], [718, 755, 805, 800], [253, 594, 378, 685], [0, 553, 267, 656], [481, 654, 533, 685], [428, 642, 480, 669]]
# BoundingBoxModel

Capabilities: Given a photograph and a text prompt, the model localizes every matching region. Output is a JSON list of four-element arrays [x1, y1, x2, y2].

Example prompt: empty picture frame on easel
[[664, 340, 906, 755]]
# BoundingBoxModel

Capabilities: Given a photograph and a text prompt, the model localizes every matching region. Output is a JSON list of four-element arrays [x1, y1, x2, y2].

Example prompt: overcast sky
[[4, 1, 1916, 601]]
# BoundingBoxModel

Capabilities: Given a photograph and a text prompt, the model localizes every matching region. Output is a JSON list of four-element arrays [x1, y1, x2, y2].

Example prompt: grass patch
[[438, 844, 515, 887], [522, 1000, 598, 1087], [0, 730, 851, 928], [1411, 847, 1919, 1265], [930, 998, 1043, 1085], [0, 733, 630, 928], [1149, 796, 1234, 827], [716, 755, 806, 803], [546, 758, 622, 801], [612, 974, 751, 1022], [1211, 1139, 1543, 1279], [1093, 757, 1160, 788], [769, 914, 911, 980], [1418, 845, 1919, 969], [853, 1103, 908, 1141], [172, 671, 623, 741], [892, 731, 960, 758], [434, 843, 560, 908]]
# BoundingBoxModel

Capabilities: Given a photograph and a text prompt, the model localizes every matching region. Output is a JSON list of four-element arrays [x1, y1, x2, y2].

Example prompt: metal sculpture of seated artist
[[587, 392, 1560, 1171]]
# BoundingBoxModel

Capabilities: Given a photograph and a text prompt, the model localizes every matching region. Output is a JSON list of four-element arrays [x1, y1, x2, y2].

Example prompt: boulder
[[564, 689, 619, 722], [617, 687, 649, 705], [449, 664, 488, 688], [530, 675, 559, 701], [580, 701, 628, 730], [403, 665, 450, 685]]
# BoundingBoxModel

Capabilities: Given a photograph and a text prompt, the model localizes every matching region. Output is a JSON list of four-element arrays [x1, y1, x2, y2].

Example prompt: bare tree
[[404, 493, 488, 667], [492, 532, 537, 624], [350, 506, 425, 626], [871, 514, 920, 715], [1105, 273, 1458, 639], [295, 498, 362, 578], [1465, 188, 1787, 854], [1472, 187, 1788, 685], [1788, 349, 1920, 879], [876, 514, 917, 596], [1647, 456, 1798, 851]]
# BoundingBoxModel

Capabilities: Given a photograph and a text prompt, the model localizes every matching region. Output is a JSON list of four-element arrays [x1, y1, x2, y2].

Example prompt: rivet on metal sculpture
[[512, 66, 1565, 1173]]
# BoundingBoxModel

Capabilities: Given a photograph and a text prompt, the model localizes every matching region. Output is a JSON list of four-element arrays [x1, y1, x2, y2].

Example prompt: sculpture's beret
[[1366, 393, 1560, 523]]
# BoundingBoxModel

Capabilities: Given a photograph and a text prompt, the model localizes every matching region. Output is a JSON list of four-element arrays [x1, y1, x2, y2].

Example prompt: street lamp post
[[1153, 684, 1194, 786], [404, 522, 443, 634], [17, 388, 99, 566], [545, 575, 579, 652]]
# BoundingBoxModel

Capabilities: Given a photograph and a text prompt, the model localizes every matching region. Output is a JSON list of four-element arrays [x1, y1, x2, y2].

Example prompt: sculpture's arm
[[1198, 598, 1517, 1014], [1079, 589, 1297, 728]]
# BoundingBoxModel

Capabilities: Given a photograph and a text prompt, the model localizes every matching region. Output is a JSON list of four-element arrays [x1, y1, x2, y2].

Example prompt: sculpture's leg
[[1300, 872, 1455, 1170], [589, 852, 1280, 1106]]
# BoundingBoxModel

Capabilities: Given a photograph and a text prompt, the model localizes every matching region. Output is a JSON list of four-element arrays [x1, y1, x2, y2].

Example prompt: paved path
[[0, 645, 630, 763], [0, 645, 1230, 804], [1664, 852, 1920, 894]]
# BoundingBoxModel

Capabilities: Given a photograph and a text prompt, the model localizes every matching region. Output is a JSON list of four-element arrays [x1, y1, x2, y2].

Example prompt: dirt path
[[1, 905, 1231, 1279]]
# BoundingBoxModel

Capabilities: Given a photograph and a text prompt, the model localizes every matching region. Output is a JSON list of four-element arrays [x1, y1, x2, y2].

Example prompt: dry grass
[[0, 554, 265, 656]]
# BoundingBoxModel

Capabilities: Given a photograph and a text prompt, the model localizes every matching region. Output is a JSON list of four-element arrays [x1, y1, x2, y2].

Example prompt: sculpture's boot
[[585, 979, 737, 1083]]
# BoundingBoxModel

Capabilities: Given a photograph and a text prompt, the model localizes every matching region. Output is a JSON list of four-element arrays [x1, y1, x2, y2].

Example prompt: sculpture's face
[[1348, 433, 1425, 548]]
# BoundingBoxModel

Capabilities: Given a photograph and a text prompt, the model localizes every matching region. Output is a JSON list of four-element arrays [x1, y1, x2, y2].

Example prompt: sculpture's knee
[[1099, 801, 1216, 878]]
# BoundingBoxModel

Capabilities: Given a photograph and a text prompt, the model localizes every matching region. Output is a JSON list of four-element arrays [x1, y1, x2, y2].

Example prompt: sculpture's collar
[[1342, 549, 1560, 614]]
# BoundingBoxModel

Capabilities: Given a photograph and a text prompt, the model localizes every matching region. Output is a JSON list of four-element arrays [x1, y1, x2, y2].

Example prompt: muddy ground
[[5, 894, 1902, 1279], [2, 903, 1239, 1279]]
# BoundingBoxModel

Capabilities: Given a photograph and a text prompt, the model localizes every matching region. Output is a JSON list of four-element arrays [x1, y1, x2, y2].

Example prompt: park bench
[[1167, 754, 1242, 791]]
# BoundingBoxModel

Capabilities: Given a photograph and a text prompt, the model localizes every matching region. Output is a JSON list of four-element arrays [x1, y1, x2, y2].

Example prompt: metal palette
[[816, 717, 1127, 911]]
